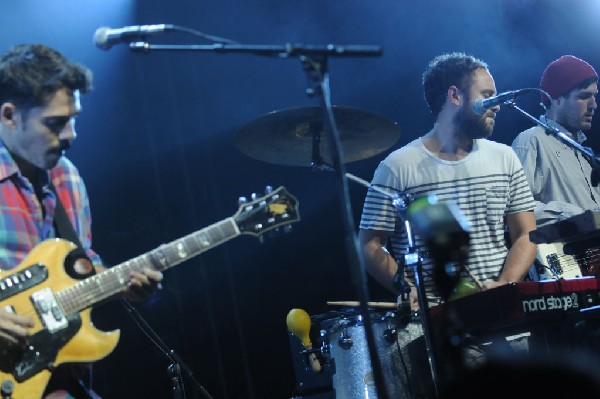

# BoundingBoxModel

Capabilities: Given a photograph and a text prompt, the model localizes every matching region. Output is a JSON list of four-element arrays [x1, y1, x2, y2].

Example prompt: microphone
[[93, 24, 173, 50], [472, 89, 529, 115]]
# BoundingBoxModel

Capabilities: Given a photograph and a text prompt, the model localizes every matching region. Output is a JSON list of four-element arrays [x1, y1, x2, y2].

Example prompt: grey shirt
[[511, 116, 600, 227]]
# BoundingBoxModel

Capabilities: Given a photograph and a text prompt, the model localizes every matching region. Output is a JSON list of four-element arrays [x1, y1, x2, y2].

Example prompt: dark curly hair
[[423, 52, 489, 117], [0, 44, 93, 112]]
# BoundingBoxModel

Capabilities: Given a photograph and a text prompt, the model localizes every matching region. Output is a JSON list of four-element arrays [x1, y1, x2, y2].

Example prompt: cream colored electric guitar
[[0, 186, 300, 398], [535, 241, 600, 279]]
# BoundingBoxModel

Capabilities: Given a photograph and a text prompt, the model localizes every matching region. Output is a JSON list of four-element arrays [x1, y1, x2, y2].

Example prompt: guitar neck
[[57, 217, 240, 314]]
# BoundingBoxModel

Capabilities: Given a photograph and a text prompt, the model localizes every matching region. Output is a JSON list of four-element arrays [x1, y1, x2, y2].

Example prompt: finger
[[129, 271, 149, 286], [0, 324, 30, 347], [142, 268, 163, 282], [1, 312, 35, 329]]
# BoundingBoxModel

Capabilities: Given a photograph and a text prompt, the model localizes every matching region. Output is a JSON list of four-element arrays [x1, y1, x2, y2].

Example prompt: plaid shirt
[[0, 141, 101, 270]]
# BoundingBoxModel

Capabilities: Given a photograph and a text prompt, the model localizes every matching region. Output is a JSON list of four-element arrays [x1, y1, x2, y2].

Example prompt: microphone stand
[[121, 299, 213, 399], [126, 38, 387, 398], [392, 196, 441, 399], [507, 101, 600, 186], [128, 42, 382, 58], [300, 54, 390, 399], [346, 176, 441, 397]]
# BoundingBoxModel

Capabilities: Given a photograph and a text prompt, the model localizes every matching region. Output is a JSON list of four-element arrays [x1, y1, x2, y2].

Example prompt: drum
[[319, 309, 425, 399]]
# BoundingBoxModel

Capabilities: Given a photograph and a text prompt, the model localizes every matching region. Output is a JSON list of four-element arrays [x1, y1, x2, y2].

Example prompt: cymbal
[[234, 106, 401, 166]]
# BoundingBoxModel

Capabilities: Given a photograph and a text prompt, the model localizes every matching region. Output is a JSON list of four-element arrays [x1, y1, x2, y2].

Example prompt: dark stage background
[[3, 1, 600, 398]]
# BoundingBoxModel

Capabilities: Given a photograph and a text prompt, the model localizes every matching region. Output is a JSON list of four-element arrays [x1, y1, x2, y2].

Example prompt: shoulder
[[477, 139, 523, 168], [383, 137, 424, 163], [512, 125, 546, 147], [477, 139, 515, 155]]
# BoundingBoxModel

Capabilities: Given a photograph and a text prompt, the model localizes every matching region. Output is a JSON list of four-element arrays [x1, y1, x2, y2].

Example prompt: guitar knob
[[1, 379, 13, 397]]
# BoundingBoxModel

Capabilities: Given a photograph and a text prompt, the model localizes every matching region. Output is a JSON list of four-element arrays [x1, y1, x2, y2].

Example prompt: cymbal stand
[[121, 299, 213, 399], [300, 53, 390, 399]]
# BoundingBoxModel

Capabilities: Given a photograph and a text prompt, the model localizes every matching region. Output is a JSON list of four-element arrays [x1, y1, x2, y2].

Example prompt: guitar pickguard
[[1, 314, 81, 382], [536, 239, 600, 279]]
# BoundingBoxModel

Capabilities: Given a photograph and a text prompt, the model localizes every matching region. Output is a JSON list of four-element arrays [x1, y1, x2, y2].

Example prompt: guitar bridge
[[31, 288, 67, 333], [546, 253, 563, 277]]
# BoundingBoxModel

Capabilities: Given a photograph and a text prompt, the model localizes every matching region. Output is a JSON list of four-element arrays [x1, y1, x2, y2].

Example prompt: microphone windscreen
[[93, 27, 111, 50]]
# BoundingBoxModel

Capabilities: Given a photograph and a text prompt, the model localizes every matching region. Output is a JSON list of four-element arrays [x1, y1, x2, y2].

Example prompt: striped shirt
[[359, 137, 535, 303], [0, 141, 101, 270]]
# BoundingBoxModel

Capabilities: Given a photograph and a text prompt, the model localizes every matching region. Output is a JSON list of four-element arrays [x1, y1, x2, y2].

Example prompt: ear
[[447, 85, 462, 106], [0, 103, 19, 128]]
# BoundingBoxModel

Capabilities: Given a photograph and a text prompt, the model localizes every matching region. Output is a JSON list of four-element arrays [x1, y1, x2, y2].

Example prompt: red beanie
[[540, 55, 598, 105]]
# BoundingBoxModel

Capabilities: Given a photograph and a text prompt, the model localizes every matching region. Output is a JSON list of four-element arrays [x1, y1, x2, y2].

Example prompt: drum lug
[[383, 327, 397, 343], [338, 329, 353, 349]]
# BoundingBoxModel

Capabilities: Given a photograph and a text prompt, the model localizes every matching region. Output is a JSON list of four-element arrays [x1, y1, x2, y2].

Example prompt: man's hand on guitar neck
[[94, 264, 163, 301], [0, 309, 34, 347], [123, 267, 163, 301]]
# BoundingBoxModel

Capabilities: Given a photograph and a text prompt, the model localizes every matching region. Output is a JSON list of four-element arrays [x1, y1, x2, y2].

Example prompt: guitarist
[[512, 56, 600, 280], [512, 55, 600, 228], [0, 44, 163, 398]]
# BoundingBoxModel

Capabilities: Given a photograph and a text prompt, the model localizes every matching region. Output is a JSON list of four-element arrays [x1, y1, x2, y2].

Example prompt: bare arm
[[358, 229, 398, 293], [483, 210, 537, 289]]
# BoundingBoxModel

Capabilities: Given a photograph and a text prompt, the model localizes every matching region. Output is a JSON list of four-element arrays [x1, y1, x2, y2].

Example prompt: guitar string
[[546, 248, 600, 271], [13, 208, 284, 325], [58, 220, 234, 313]]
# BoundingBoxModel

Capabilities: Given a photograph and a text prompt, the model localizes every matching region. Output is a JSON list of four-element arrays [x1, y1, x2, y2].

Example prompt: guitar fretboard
[[57, 217, 239, 314]]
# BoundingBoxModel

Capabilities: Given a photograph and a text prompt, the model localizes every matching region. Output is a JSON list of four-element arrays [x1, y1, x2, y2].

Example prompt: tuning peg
[[251, 192, 258, 201], [238, 196, 248, 206], [283, 225, 293, 234], [265, 185, 273, 194]]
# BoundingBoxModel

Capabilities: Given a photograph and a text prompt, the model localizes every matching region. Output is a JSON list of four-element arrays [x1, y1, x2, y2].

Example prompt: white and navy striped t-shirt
[[359, 137, 535, 303]]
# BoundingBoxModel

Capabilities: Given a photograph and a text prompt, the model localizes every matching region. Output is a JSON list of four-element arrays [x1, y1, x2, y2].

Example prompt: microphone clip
[[393, 256, 413, 328]]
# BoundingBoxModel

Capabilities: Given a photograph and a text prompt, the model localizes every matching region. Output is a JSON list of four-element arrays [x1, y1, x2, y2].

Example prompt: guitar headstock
[[234, 186, 300, 237]]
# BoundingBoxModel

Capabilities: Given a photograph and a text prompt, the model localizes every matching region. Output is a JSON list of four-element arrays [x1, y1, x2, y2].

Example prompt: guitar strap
[[48, 181, 96, 279], [46, 181, 101, 399]]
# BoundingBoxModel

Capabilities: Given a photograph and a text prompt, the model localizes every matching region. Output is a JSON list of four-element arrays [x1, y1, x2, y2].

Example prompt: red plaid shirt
[[0, 141, 101, 270]]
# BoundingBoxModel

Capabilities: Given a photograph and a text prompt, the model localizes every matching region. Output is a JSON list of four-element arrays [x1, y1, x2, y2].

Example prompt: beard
[[453, 101, 493, 140]]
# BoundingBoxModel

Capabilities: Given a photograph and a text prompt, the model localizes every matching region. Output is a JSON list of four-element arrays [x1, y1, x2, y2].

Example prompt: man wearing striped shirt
[[359, 52, 536, 306], [358, 52, 537, 397]]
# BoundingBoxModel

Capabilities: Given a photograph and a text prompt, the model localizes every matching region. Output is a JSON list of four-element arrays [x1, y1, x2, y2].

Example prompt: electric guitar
[[0, 186, 300, 398], [535, 241, 600, 279]]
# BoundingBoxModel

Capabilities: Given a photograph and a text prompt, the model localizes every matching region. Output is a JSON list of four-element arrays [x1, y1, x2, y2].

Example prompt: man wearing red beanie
[[511, 55, 600, 278]]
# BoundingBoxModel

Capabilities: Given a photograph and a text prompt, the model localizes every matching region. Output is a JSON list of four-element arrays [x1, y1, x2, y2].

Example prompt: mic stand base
[[121, 299, 214, 399], [168, 364, 184, 399]]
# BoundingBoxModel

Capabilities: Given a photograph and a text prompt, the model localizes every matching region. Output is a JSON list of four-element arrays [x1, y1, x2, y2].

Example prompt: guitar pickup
[[0, 264, 48, 301], [31, 288, 67, 333]]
